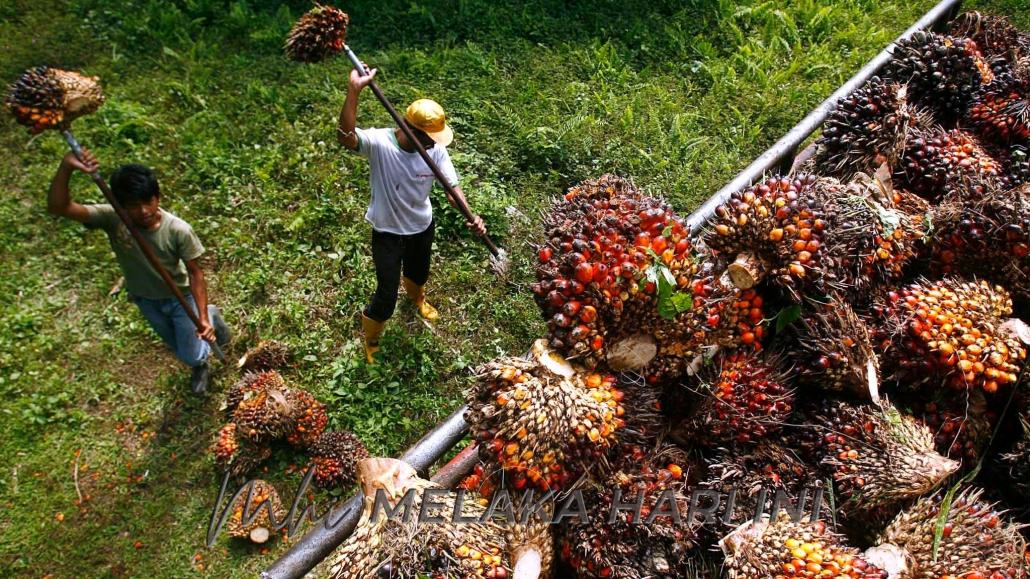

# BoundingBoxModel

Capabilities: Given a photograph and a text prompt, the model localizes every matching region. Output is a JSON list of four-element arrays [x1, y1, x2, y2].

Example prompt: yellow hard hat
[[405, 98, 454, 146]]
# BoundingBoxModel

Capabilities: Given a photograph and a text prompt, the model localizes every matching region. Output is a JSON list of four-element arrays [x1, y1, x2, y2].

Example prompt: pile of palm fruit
[[314, 11, 1030, 578], [210, 341, 369, 543]]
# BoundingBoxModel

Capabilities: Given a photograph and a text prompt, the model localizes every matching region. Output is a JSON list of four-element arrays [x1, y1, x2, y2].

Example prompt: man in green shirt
[[47, 148, 229, 394]]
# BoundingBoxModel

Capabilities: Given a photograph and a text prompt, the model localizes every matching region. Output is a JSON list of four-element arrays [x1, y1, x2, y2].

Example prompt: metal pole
[[685, 0, 963, 232], [261, 407, 470, 578]]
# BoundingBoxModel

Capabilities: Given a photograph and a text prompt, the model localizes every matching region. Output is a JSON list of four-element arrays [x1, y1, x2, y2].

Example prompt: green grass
[[0, 0, 1024, 576]]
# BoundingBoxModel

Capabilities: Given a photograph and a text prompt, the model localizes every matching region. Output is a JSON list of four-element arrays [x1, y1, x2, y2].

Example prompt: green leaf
[[662, 225, 672, 238], [774, 304, 802, 333]]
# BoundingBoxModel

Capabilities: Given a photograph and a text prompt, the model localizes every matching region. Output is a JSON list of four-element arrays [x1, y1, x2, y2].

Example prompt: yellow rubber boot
[[360, 313, 385, 364], [402, 277, 439, 321]]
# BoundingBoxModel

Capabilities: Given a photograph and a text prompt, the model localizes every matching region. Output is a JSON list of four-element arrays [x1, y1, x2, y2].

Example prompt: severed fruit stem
[[606, 333, 658, 371], [249, 527, 271, 544], [726, 252, 764, 289], [512, 547, 543, 579]]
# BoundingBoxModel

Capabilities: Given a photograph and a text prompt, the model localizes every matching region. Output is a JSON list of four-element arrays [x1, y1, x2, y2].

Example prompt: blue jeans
[[131, 294, 212, 367]]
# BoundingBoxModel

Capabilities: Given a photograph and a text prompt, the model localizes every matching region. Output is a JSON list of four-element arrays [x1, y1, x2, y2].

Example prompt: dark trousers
[[365, 221, 435, 322]]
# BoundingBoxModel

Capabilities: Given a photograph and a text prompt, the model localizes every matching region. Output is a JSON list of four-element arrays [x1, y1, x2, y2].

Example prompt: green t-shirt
[[84, 204, 204, 299]]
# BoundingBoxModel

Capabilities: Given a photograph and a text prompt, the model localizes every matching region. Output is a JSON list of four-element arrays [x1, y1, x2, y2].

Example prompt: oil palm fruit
[[866, 487, 1027, 578], [284, 4, 348, 63], [212, 422, 272, 477], [231, 372, 298, 443], [326, 459, 435, 579], [678, 349, 794, 446], [5, 66, 104, 133], [967, 81, 1030, 145], [465, 340, 623, 493], [237, 340, 291, 373], [559, 444, 698, 578], [812, 78, 914, 180], [284, 388, 328, 449], [793, 399, 959, 519], [821, 169, 927, 298], [949, 12, 1025, 61], [703, 174, 833, 301], [894, 126, 1003, 201], [869, 278, 1027, 394], [222, 370, 287, 419], [929, 184, 1030, 310], [226, 479, 285, 544], [700, 442, 824, 536], [308, 430, 369, 490], [884, 31, 993, 122], [904, 389, 995, 463], [720, 513, 889, 578], [533, 175, 709, 378], [790, 295, 881, 401]]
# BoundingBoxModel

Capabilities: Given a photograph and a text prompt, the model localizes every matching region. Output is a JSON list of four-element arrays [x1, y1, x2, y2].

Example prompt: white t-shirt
[[356, 127, 460, 235]]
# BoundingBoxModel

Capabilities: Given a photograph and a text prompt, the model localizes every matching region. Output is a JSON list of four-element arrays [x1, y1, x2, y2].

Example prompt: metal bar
[[685, 0, 963, 232], [264, 0, 965, 575], [262, 407, 470, 578]]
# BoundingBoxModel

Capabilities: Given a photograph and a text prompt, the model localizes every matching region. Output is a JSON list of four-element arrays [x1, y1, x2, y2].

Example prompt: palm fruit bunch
[[505, 517, 555, 579], [699, 442, 824, 536], [231, 371, 299, 443], [327, 459, 434, 579], [967, 80, 1030, 145], [867, 488, 1028, 578], [610, 374, 668, 450], [559, 444, 697, 578], [884, 31, 993, 122], [949, 12, 1026, 61], [380, 486, 514, 579], [903, 390, 996, 463], [284, 4, 348, 63], [821, 170, 927, 298], [5, 67, 104, 133], [212, 422, 272, 477], [237, 340, 291, 373], [894, 127, 1003, 201], [678, 349, 794, 446], [307, 430, 369, 490], [532, 175, 707, 376], [703, 174, 834, 300], [720, 513, 889, 579], [998, 144, 1030, 189], [929, 185, 1030, 308], [225, 479, 286, 544], [703, 284, 769, 352], [222, 370, 287, 419], [284, 388, 328, 449], [869, 278, 1027, 394], [465, 341, 623, 493], [792, 399, 959, 520], [790, 297, 881, 401], [811, 78, 914, 180]]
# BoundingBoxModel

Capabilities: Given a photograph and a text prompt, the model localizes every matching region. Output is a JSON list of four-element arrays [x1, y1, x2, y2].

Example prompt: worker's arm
[[48, 150, 98, 223], [186, 259, 215, 342], [445, 185, 487, 236], [337, 65, 377, 150]]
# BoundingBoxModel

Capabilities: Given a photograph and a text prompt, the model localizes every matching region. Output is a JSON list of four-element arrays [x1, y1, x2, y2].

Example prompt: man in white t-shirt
[[337, 65, 487, 364]]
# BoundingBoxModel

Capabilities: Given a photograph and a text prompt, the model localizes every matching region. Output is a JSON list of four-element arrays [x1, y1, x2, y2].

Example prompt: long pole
[[62, 130, 225, 361], [343, 46, 503, 259]]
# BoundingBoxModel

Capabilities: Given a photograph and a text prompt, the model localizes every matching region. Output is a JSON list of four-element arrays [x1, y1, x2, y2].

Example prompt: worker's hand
[[467, 214, 487, 237], [196, 319, 216, 343], [348, 65, 377, 93], [62, 149, 99, 174]]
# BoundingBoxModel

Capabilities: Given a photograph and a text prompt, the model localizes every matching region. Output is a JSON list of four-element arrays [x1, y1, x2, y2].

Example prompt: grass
[[0, 0, 1024, 576]]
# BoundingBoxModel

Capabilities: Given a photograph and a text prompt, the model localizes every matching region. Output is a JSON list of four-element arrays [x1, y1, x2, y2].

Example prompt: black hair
[[109, 164, 160, 205]]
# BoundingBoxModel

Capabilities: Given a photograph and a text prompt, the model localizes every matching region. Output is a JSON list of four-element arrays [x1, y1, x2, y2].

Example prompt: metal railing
[[263, 0, 963, 575]]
